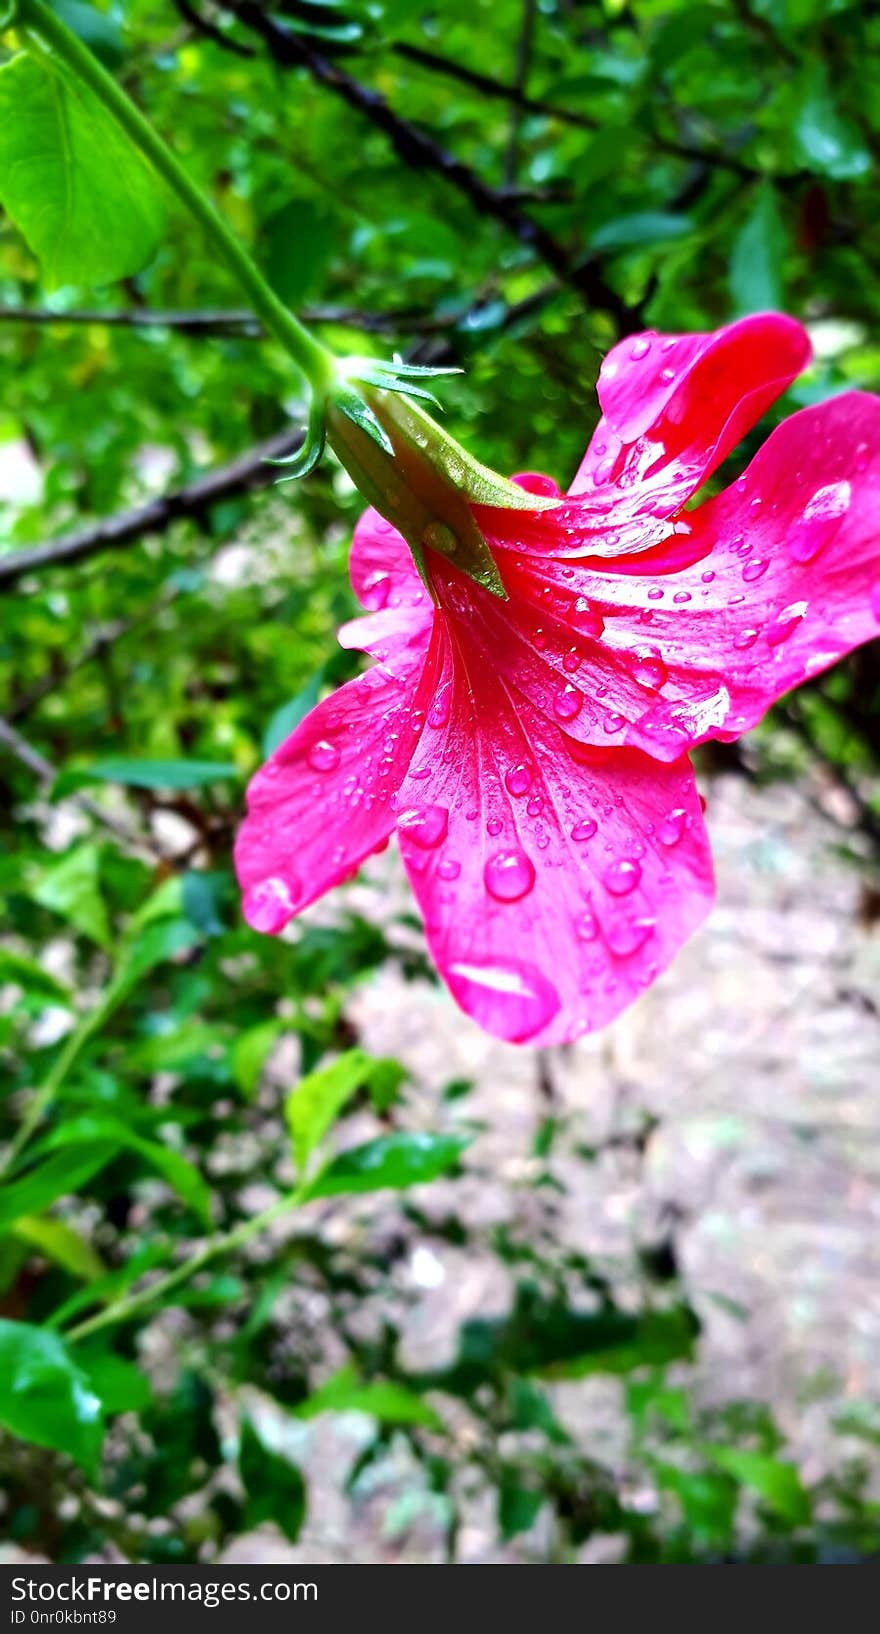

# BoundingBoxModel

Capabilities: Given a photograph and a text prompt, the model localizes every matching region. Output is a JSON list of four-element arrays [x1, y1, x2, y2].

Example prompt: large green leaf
[[702, 1446, 811, 1526], [294, 1365, 443, 1430], [41, 1115, 213, 1226], [238, 1418, 306, 1543], [32, 844, 111, 950], [54, 758, 240, 795], [304, 1131, 471, 1200], [0, 1320, 104, 1474], [286, 1048, 385, 1174], [729, 186, 786, 316], [11, 1213, 106, 1282], [0, 1145, 118, 1232], [0, 51, 164, 290]]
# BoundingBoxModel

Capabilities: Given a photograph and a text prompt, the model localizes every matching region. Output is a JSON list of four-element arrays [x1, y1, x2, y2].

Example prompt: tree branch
[[0, 426, 303, 588], [0, 718, 167, 860], [226, 1, 636, 330]]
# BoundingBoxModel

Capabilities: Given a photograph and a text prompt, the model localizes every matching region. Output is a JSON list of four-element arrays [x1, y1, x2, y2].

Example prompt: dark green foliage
[[0, 0, 877, 1566]]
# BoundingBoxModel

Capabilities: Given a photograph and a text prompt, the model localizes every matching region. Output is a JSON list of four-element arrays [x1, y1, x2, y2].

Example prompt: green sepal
[[265, 397, 326, 482], [334, 383, 393, 453]]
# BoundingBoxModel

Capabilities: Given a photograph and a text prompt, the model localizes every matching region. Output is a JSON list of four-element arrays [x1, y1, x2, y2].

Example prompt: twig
[[172, 0, 255, 56], [0, 718, 165, 859], [0, 425, 303, 588], [227, 1, 635, 329]]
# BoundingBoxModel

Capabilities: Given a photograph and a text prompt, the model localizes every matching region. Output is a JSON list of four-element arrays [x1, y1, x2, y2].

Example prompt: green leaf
[[238, 1418, 306, 1543], [304, 1131, 471, 1200], [263, 675, 323, 757], [32, 843, 111, 950], [793, 67, 872, 180], [286, 1048, 383, 1173], [0, 948, 72, 1005], [55, 757, 240, 793], [264, 198, 335, 306], [0, 1320, 103, 1475], [0, 1145, 118, 1232], [589, 211, 693, 252], [11, 1214, 106, 1282], [295, 1365, 443, 1430], [0, 51, 163, 290], [232, 1019, 282, 1099], [701, 1446, 811, 1526], [79, 1350, 152, 1415], [498, 1473, 543, 1539], [41, 1116, 212, 1226], [729, 186, 786, 316]]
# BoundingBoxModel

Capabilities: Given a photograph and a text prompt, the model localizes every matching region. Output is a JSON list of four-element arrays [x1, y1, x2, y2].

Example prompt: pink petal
[[568, 313, 810, 518], [341, 505, 434, 663], [236, 630, 441, 933], [393, 621, 714, 1046]]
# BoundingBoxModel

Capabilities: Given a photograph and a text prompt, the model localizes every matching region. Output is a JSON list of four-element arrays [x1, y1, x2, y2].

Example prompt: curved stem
[[16, 0, 335, 394], [65, 1188, 305, 1344]]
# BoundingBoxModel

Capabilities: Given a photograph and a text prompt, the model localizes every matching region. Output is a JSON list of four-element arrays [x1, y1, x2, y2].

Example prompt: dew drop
[[632, 649, 668, 689], [428, 687, 452, 728], [562, 649, 581, 673], [607, 917, 656, 957], [526, 795, 543, 817], [307, 739, 340, 773], [438, 858, 461, 881], [647, 587, 664, 601], [603, 857, 642, 896], [733, 627, 758, 650], [570, 817, 598, 841], [361, 571, 391, 611], [657, 807, 687, 846], [553, 683, 582, 721], [397, 804, 449, 849], [604, 712, 625, 734], [447, 957, 560, 1042], [505, 762, 533, 797], [742, 558, 769, 582], [673, 590, 692, 604], [487, 815, 503, 837], [575, 908, 600, 942], [629, 336, 651, 360], [767, 601, 807, 646], [484, 847, 536, 903], [243, 876, 298, 934], [701, 570, 716, 584]]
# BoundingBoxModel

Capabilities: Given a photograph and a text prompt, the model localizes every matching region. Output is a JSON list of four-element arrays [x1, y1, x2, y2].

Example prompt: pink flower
[[235, 314, 880, 1046]]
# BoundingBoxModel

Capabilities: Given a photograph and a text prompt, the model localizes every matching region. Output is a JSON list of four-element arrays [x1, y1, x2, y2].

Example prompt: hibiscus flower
[[235, 313, 880, 1046]]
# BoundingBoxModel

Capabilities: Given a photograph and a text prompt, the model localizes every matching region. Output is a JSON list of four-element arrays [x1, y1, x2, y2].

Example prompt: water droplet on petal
[[647, 587, 664, 601], [447, 957, 560, 1042], [575, 908, 600, 941], [505, 762, 533, 797], [553, 683, 582, 721], [629, 336, 651, 360], [484, 848, 536, 902], [604, 712, 625, 734], [243, 876, 298, 934], [607, 916, 656, 957], [657, 807, 687, 846], [527, 795, 543, 817], [428, 687, 452, 728], [673, 590, 692, 604], [438, 858, 461, 881], [788, 480, 851, 564], [742, 558, 769, 583], [701, 570, 716, 583], [307, 739, 340, 773], [767, 601, 807, 646], [733, 627, 759, 650], [397, 804, 449, 849], [570, 817, 598, 841], [487, 815, 503, 837], [603, 857, 642, 896], [361, 571, 391, 611], [632, 649, 668, 689]]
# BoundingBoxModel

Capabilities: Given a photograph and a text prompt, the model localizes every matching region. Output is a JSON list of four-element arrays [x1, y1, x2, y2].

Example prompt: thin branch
[[227, 0, 636, 330], [172, 0, 255, 56], [0, 425, 303, 588], [0, 718, 166, 859], [0, 302, 473, 338], [7, 594, 177, 723]]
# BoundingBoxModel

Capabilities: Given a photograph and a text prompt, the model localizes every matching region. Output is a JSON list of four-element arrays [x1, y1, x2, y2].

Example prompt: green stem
[[0, 1001, 108, 1179], [16, 0, 335, 395], [65, 1187, 305, 1344]]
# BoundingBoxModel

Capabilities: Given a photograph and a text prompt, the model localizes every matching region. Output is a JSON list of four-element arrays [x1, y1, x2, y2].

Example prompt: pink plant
[[235, 314, 880, 1046]]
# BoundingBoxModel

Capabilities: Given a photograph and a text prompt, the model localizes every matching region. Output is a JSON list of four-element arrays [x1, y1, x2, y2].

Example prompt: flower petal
[[236, 632, 441, 933], [568, 313, 810, 518], [341, 505, 433, 663], [497, 392, 880, 761], [393, 621, 714, 1046]]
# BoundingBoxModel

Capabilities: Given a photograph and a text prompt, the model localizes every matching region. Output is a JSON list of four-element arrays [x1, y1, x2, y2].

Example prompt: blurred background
[[1, 0, 879, 1565]]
